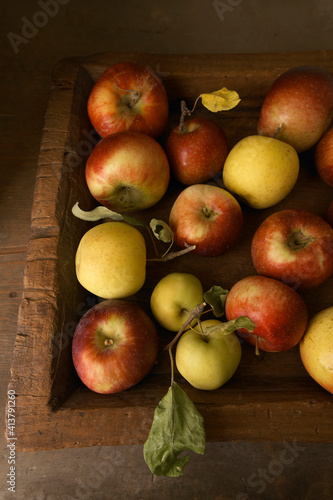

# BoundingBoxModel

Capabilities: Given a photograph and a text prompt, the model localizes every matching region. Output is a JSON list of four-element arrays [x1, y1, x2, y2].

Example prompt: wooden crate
[[7, 51, 333, 451]]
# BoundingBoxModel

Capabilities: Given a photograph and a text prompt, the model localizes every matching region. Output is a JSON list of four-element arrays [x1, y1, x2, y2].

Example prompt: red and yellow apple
[[225, 275, 308, 352], [87, 61, 169, 139], [165, 117, 228, 185], [299, 306, 333, 394], [168, 184, 243, 257], [175, 319, 242, 390], [314, 127, 333, 187], [85, 131, 170, 212], [75, 221, 146, 299], [251, 209, 333, 290], [258, 65, 333, 153], [72, 299, 159, 394]]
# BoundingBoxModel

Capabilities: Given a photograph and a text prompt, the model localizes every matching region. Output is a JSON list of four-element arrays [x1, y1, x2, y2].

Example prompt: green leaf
[[205, 316, 255, 336], [143, 382, 206, 477], [203, 285, 229, 317]]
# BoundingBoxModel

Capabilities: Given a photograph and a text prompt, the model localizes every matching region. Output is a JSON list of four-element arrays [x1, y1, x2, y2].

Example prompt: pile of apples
[[71, 61, 333, 397]]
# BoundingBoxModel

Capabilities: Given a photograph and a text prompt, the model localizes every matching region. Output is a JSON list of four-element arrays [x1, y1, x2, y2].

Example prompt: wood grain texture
[[7, 50, 333, 451]]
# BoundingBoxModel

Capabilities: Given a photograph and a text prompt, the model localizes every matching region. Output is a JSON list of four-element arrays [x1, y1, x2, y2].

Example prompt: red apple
[[225, 275, 308, 353], [87, 61, 169, 139], [72, 299, 159, 394], [165, 117, 228, 185], [168, 183, 243, 257], [251, 209, 333, 290], [85, 131, 170, 212], [258, 65, 333, 153], [326, 200, 333, 227], [315, 127, 333, 186]]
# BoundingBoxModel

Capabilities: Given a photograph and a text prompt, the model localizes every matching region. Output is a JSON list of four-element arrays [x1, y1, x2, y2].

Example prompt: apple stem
[[104, 339, 114, 346], [163, 302, 207, 352], [147, 244, 196, 262], [195, 318, 210, 342], [273, 123, 283, 138], [114, 83, 139, 107], [168, 347, 175, 386], [255, 336, 260, 356], [146, 227, 160, 257], [179, 100, 191, 132], [287, 230, 316, 250], [161, 239, 174, 259], [178, 95, 201, 131]]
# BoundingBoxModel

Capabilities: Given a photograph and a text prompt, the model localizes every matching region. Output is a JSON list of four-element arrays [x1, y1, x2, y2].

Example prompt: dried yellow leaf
[[199, 87, 241, 112]]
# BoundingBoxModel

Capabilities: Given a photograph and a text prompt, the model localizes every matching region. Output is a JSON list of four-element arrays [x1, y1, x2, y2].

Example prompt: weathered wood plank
[[0, 255, 26, 374]]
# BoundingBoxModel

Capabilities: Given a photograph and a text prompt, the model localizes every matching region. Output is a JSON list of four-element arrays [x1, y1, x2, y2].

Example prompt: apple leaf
[[143, 381, 206, 477], [205, 316, 255, 336], [71, 201, 147, 228], [199, 87, 241, 113], [203, 285, 229, 317], [149, 218, 174, 243]]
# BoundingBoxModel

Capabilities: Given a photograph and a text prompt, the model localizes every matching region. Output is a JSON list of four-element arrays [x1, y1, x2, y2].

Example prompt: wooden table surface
[[1, 1, 333, 499]]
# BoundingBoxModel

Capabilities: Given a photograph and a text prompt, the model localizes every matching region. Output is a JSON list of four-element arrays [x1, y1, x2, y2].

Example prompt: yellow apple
[[175, 319, 242, 390], [75, 221, 146, 299], [299, 306, 333, 394], [222, 135, 299, 209], [150, 272, 203, 332]]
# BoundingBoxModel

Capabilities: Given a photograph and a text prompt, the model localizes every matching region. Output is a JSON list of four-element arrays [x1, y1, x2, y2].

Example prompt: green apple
[[150, 272, 203, 332], [222, 135, 299, 209], [175, 319, 242, 390], [75, 221, 146, 299], [300, 306, 333, 394]]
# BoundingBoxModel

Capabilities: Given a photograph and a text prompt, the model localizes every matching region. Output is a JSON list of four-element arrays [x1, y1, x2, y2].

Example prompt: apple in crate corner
[[251, 209, 333, 290], [72, 299, 159, 394], [300, 306, 333, 394], [165, 117, 228, 185], [225, 275, 308, 353], [150, 272, 204, 332], [222, 135, 299, 210], [168, 184, 243, 257], [175, 319, 242, 390], [87, 61, 169, 139], [85, 131, 170, 213], [315, 127, 333, 187], [258, 65, 333, 153]]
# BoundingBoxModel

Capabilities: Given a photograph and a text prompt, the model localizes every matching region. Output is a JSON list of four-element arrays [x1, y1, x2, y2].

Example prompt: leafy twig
[[147, 244, 196, 262], [163, 302, 207, 351]]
